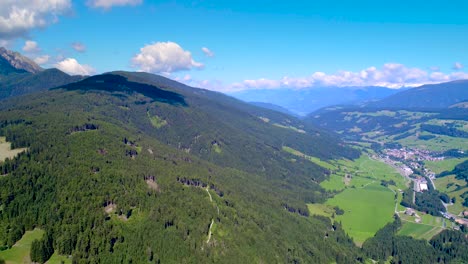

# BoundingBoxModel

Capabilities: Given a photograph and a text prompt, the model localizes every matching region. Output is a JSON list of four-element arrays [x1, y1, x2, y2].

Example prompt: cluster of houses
[[384, 148, 444, 162], [441, 211, 468, 228]]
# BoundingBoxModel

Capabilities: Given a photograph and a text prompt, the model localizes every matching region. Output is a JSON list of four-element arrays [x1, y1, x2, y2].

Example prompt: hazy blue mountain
[[249, 101, 298, 116], [229, 86, 401, 116], [365, 80, 468, 109]]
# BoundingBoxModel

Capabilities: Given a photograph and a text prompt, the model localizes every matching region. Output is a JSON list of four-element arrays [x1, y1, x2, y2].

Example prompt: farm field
[[398, 222, 444, 240], [0, 229, 44, 264], [435, 175, 468, 215], [425, 158, 468, 174], [320, 154, 408, 191], [326, 183, 395, 246], [398, 134, 467, 152]]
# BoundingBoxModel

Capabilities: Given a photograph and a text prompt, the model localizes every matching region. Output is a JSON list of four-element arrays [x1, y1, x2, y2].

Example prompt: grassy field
[[282, 146, 335, 170], [0, 137, 27, 162], [398, 134, 468, 152], [398, 222, 444, 240], [147, 112, 167, 128], [425, 158, 468, 174], [434, 175, 467, 215], [0, 229, 71, 264], [320, 154, 408, 191], [397, 208, 446, 240], [307, 203, 335, 218], [46, 252, 72, 264], [326, 183, 396, 246], [0, 229, 44, 264]]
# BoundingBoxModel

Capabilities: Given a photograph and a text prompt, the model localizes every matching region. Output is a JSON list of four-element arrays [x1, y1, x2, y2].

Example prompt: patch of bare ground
[[144, 176, 160, 192], [344, 173, 352, 185], [104, 203, 116, 214]]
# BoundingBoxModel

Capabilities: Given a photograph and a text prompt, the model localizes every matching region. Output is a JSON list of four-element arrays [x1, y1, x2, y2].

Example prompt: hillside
[[0, 47, 83, 100], [366, 80, 468, 109], [0, 72, 362, 263]]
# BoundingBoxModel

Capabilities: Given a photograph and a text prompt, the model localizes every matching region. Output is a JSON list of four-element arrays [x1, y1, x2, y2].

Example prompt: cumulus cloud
[[55, 58, 95, 75], [33, 55, 49, 65], [87, 0, 142, 9], [201, 47, 214, 57], [72, 42, 86, 53], [131, 41, 204, 74], [22, 40, 40, 53], [0, 0, 71, 39], [453, 62, 464, 70], [229, 63, 468, 91]]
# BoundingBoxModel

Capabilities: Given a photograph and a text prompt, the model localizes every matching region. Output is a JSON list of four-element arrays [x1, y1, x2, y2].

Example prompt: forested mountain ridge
[[0, 72, 362, 263], [0, 47, 84, 101]]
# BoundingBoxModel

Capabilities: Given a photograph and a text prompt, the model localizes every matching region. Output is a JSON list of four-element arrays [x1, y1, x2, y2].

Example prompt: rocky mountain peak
[[0, 47, 43, 74]]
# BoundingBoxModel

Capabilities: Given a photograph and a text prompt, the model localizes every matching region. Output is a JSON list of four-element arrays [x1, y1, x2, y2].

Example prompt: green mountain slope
[[0, 72, 361, 263], [0, 68, 83, 99]]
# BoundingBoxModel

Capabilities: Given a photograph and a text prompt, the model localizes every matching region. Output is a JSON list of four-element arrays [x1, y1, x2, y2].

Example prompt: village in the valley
[[376, 147, 468, 228]]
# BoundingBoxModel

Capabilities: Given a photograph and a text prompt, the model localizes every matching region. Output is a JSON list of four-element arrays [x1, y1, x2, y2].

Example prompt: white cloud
[[87, 0, 142, 9], [131, 41, 204, 74], [22, 40, 40, 53], [0, 0, 71, 39], [72, 42, 86, 53], [453, 62, 464, 70], [201, 47, 214, 57], [33, 55, 49, 65], [227, 63, 468, 92], [55, 58, 95, 75]]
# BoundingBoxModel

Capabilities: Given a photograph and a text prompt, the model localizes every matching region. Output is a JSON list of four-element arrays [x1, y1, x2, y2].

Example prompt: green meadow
[[398, 222, 444, 240], [398, 134, 467, 152], [0, 229, 44, 264], [326, 183, 395, 246], [435, 175, 468, 215], [0, 229, 71, 264], [425, 158, 468, 174], [320, 154, 407, 191]]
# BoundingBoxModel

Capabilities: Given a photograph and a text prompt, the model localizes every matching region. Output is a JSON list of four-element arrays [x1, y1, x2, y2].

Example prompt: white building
[[419, 182, 428, 191]]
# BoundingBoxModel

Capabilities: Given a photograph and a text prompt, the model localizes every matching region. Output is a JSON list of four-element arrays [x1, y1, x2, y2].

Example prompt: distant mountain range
[[0, 47, 83, 100], [230, 79, 468, 116], [229, 86, 402, 116], [364, 80, 468, 110]]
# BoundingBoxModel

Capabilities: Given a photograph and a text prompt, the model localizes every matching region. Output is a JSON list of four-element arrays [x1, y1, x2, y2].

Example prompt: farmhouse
[[405, 208, 415, 216]]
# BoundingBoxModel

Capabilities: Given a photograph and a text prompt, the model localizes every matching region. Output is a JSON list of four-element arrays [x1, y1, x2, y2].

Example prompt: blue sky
[[1, 0, 468, 91]]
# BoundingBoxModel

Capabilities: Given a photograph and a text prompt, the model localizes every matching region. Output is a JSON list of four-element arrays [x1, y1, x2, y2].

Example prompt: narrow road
[[206, 219, 214, 243], [429, 177, 436, 190], [206, 187, 213, 202], [205, 187, 219, 244]]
